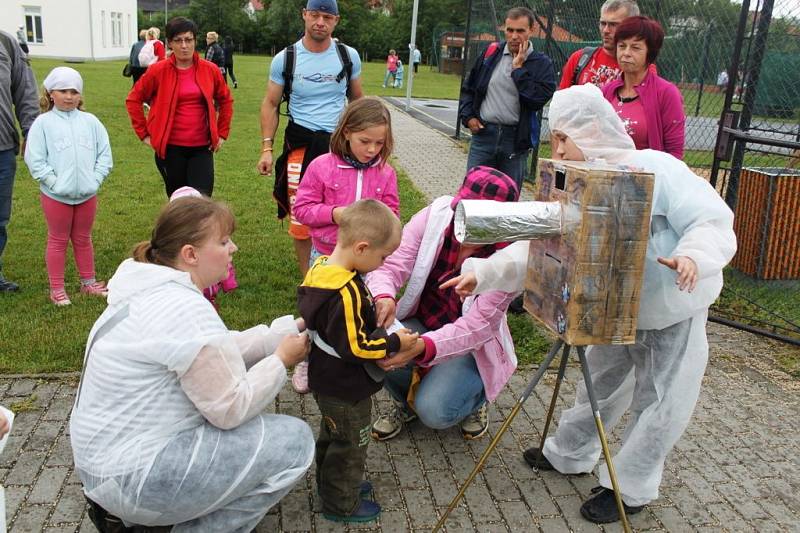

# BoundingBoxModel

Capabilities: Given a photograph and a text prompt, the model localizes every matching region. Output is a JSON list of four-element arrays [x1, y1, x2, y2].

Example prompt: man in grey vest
[[0, 30, 39, 292]]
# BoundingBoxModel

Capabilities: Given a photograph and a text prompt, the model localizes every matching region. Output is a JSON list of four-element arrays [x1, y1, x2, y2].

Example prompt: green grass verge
[[0, 54, 550, 373]]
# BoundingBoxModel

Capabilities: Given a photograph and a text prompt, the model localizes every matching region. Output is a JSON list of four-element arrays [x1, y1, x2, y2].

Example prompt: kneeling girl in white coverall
[[443, 83, 737, 524]]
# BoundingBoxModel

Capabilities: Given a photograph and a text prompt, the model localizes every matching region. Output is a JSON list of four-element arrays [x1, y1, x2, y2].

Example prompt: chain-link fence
[[456, 0, 800, 342]]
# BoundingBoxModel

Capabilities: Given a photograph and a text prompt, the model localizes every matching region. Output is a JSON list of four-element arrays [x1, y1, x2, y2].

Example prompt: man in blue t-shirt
[[257, 0, 362, 276]]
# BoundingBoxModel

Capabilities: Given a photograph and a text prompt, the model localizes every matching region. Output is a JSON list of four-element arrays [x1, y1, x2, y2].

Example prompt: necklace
[[617, 92, 639, 105]]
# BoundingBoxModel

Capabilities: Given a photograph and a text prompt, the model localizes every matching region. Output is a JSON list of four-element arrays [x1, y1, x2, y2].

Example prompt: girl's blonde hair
[[132, 197, 235, 267], [147, 27, 160, 40], [39, 87, 84, 113], [329, 97, 394, 165]]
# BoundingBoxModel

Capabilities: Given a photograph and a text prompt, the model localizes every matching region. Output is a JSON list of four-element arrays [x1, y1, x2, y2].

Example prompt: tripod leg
[[534, 343, 571, 464], [576, 346, 632, 533], [432, 339, 563, 532]]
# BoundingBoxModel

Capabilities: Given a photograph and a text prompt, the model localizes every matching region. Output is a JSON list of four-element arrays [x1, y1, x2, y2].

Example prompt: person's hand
[[439, 272, 477, 299], [377, 338, 425, 371], [657, 256, 698, 292], [332, 207, 345, 224], [0, 412, 9, 439], [467, 117, 484, 134], [395, 328, 420, 351], [211, 138, 225, 153], [295, 317, 306, 332], [257, 151, 273, 176], [274, 332, 310, 368], [512, 39, 529, 69], [143, 136, 153, 149], [375, 297, 397, 328]]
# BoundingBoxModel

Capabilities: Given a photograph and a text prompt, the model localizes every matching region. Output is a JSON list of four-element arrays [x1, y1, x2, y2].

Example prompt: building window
[[111, 12, 123, 47], [24, 7, 43, 44]]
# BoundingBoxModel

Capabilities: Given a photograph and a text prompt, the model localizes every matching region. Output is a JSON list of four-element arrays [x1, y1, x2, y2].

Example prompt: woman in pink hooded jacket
[[367, 166, 519, 441]]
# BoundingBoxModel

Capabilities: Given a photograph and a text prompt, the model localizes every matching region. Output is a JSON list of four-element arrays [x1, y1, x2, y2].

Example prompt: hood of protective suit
[[107, 258, 199, 306], [548, 84, 635, 164]]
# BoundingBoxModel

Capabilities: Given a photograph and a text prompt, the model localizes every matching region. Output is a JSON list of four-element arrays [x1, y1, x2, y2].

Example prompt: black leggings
[[155, 144, 215, 198], [225, 64, 237, 84]]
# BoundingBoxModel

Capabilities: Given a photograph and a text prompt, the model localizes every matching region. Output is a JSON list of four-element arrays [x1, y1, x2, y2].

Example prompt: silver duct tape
[[454, 200, 563, 244]]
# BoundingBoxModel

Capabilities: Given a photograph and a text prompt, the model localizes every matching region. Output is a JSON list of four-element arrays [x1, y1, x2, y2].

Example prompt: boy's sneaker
[[371, 398, 417, 441], [50, 289, 71, 307], [460, 403, 489, 440], [323, 498, 381, 523], [80, 280, 108, 297], [291, 361, 310, 394]]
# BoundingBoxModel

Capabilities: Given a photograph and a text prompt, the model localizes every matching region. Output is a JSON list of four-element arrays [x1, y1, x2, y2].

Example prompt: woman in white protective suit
[[70, 196, 314, 532], [442, 83, 737, 524]]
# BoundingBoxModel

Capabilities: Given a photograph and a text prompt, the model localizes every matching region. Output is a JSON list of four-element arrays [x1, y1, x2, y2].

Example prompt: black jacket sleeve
[[512, 52, 556, 111]]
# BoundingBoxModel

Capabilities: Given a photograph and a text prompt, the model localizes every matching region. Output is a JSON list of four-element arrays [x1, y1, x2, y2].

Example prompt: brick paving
[[2, 103, 799, 532]]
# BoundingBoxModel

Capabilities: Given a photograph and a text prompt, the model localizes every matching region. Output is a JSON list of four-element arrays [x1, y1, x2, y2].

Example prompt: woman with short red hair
[[601, 16, 685, 159]]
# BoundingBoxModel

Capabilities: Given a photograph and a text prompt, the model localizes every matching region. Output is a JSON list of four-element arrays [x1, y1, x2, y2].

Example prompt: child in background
[[292, 96, 399, 393], [393, 59, 404, 89], [297, 199, 418, 523], [24, 67, 112, 306], [169, 186, 238, 308]]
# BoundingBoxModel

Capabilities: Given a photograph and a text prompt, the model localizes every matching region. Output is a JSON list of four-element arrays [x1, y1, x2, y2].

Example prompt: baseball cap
[[306, 0, 338, 15]]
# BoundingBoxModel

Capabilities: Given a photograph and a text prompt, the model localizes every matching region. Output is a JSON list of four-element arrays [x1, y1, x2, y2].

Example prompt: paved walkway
[[3, 104, 799, 532]]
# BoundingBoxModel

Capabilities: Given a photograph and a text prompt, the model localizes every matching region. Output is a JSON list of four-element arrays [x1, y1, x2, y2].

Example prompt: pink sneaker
[[50, 289, 72, 307], [291, 360, 310, 394], [80, 280, 108, 297]]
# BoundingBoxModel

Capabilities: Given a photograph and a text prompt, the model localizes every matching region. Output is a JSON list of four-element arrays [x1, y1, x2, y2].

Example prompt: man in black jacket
[[458, 6, 556, 189]]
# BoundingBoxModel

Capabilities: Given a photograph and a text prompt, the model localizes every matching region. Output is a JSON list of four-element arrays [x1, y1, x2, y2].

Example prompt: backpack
[[571, 46, 597, 86], [138, 40, 157, 67], [281, 41, 353, 114]]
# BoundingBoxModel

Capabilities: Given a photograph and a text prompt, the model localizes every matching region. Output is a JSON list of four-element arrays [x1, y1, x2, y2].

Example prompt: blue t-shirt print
[[269, 40, 362, 133]]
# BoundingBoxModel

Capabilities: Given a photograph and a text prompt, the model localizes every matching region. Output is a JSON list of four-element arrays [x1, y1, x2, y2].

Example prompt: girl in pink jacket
[[292, 97, 400, 393]]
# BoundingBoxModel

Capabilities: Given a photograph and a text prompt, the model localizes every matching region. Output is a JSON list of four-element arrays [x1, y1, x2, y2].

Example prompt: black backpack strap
[[334, 42, 353, 98], [281, 44, 296, 105], [571, 46, 597, 85]]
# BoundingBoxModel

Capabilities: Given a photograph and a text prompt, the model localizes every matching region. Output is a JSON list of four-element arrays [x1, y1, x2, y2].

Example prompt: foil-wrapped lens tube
[[454, 200, 563, 244]]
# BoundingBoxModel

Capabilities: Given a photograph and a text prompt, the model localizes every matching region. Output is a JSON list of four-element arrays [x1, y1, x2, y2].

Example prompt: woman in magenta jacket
[[601, 16, 685, 159]]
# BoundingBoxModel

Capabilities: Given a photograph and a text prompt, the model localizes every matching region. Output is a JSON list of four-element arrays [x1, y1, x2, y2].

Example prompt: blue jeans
[[383, 319, 486, 429], [466, 122, 529, 191], [0, 149, 16, 274]]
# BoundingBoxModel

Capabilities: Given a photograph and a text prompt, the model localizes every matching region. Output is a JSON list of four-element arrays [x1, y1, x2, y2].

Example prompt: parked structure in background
[[0, 0, 137, 61]]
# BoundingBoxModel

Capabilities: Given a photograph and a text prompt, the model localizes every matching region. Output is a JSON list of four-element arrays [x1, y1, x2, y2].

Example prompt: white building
[[0, 0, 138, 61]]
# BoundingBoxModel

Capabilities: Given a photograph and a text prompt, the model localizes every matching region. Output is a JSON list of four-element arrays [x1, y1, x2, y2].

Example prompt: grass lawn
[[0, 54, 551, 373]]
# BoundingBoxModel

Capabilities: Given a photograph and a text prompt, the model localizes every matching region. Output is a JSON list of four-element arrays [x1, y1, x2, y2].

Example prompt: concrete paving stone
[[614, 508, 663, 531], [79, 516, 97, 532], [555, 494, 603, 533], [518, 480, 559, 517], [498, 500, 534, 531], [536, 516, 571, 532], [568, 474, 603, 501], [714, 482, 769, 520], [447, 452, 485, 483], [366, 442, 393, 473], [5, 484, 30, 524], [748, 518, 784, 533], [759, 496, 800, 527], [280, 489, 312, 531], [386, 433, 416, 456], [49, 483, 86, 524], [32, 382, 61, 409], [428, 473, 459, 508], [393, 454, 426, 488], [482, 466, 521, 501], [7, 380, 37, 397], [66, 468, 81, 485], [43, 395, 75, 421], [650, 506, 693, 532], [465, 439, 503, 470], [663, 485, 716, 526], [10, 504, 52, 532], [440, 432, 470, 454], [676, 467, 723, 503], [468, 521, 508, 532], [462, 482, 502, 523], [402, 488, 438, 529], [254, 512, 280, 532], [378, 509, 410, 532], [28, 465, 69, 504], [46, 434, 74, 467], [415, 438, 448, 471], [25, 420, 63, 452], [44, 526, 80, 532], [437, 506, 474, 533], [372, 471, 404, 510], [721, 464, 769, 498], [706, 502, 754, 531], [539, 471, 580, 498], [6, 449, 47, 485]]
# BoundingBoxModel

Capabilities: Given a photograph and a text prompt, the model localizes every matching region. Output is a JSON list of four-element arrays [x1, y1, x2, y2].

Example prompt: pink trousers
[[40, 194, 97, 291]]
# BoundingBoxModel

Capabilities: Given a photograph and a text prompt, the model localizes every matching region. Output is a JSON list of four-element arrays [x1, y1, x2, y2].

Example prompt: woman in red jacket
[[126, 17, 233, 197]]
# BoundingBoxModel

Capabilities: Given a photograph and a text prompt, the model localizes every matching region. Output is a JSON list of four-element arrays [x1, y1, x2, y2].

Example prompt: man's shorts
[[286, 147, 310, 240]]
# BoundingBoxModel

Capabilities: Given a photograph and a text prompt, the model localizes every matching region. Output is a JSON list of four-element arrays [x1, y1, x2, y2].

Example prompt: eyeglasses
[[171, 37, 195, 45]]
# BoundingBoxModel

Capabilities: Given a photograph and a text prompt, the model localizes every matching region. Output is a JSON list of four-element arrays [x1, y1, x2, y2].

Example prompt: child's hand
[[657, 256, 698, 292], [332, 207, 345, 224], [439, 272, 478, 300], [275, 332, 310, 368], [396, 328, 420, 351]]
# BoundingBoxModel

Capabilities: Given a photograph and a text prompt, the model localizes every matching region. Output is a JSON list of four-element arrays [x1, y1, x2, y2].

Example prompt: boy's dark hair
[[165, 17, 198, 41], [338, 199, 400, 248]]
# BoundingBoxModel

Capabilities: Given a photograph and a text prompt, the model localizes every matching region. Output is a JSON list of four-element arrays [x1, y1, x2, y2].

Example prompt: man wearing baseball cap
[[258, 0, 363, 279]]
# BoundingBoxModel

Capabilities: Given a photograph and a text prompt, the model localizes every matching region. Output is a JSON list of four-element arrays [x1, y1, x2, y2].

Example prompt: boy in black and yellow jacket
[[297, 199, 418, 523]]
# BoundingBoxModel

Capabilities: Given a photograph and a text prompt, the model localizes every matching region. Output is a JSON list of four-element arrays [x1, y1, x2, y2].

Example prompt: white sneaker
[[371, 398, 417, 441], [291, 360, 310, 394], [460, 403, 489, 440]]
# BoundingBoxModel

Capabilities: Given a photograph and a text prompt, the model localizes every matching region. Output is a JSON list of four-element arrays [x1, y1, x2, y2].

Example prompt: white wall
[[0, 0, 137, 61]]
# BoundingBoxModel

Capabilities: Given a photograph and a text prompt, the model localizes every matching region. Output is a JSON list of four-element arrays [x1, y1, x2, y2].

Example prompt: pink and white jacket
[[294, 153, 400, 255], [366, 196, 518, 402]]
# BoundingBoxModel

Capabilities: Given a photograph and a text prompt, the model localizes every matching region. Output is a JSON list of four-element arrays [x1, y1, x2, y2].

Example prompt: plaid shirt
[[416, 166, 519, 331]]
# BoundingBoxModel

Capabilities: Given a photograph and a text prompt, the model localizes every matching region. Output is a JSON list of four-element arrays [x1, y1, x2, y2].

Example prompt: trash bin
[[731, 167, 800, 279]]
